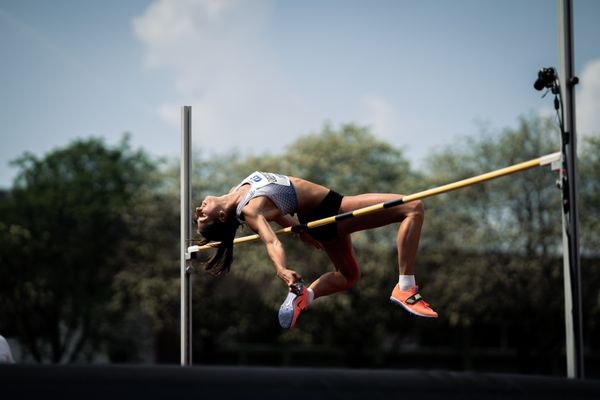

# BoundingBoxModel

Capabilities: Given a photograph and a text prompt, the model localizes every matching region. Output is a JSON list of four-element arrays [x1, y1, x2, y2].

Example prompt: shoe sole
[[390, 296, 438, 318], [279, 290, 308, 329], [278, 292, 297, 329]]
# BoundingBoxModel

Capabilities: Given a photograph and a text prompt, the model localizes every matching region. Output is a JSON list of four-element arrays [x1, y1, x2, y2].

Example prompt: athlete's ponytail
[[198, 216, 241, 276]]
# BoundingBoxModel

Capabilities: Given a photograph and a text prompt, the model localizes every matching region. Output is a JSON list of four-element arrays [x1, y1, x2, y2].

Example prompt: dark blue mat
[[1, 364, 599, 399]]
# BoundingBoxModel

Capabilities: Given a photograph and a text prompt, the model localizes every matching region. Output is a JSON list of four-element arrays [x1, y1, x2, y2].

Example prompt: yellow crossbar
[[188, 152, 561, 253]]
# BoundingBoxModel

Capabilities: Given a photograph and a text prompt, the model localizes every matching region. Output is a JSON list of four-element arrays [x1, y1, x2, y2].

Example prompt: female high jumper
[[195, 171, 437, 329]]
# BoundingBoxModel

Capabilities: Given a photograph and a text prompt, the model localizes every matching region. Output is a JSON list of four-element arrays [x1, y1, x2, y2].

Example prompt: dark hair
[[198, 216, 241, 276]]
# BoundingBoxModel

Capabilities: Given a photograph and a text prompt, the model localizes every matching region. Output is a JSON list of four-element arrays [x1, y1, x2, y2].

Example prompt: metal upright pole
[[180, 106, 193, 365], [557, 0, 584, 379]]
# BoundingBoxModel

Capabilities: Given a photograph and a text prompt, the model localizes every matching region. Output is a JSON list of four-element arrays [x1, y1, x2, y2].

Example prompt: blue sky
[[1, 0, 599, 188]]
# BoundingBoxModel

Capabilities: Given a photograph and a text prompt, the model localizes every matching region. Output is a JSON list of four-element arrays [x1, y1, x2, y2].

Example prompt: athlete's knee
[[408, 199, 424, 219]]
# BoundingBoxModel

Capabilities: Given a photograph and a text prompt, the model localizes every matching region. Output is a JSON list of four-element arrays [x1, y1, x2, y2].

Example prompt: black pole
[[181, 106, 193, 365], [557, 0, 584, 379]]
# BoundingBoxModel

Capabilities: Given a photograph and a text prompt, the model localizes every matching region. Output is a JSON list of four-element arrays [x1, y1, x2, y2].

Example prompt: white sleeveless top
[[235, 171, 298, 220]]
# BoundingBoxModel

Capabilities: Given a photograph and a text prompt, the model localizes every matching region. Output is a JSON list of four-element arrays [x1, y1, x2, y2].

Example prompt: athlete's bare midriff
[[289, 177, 331, 214]]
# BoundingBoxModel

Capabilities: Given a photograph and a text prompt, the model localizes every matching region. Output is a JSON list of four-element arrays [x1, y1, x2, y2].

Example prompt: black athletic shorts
[[298, 190, 344, 242]]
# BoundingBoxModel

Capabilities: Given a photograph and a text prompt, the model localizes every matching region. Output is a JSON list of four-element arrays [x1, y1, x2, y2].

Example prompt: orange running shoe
[[278, 282, 309, 329], [390, 284, 438, 318]]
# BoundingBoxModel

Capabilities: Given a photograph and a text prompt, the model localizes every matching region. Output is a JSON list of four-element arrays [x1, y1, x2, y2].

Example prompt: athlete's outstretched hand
[[277, 267, 303, 291]]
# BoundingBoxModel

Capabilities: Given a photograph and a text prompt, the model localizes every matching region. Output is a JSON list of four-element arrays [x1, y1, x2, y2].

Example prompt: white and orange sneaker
[[390, 284, 438, 318], [278, 282, 309, 329]]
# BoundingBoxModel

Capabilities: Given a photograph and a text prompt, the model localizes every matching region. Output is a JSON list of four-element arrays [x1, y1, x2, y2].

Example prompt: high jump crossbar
[[188, 152, 561, 254]]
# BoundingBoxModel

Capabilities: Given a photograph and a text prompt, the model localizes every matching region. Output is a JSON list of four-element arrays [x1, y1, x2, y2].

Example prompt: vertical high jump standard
[[557, 0, 583, 379], [179, 0, 584, 377], [181, 106, 192, 365]]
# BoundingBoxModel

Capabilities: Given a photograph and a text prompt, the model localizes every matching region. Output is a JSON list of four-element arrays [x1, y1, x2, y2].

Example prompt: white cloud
[[577, 58, 600, 136], [132, 0, 308, 153], [132, 0, 250, 72]]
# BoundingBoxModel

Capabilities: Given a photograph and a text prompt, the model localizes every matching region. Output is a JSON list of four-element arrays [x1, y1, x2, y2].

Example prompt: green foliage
[[579, 135, 600, 254], [421, 115, 562, 256], [283, 122, 415, 193], [0, 136, 172, 362], [417, 115, 567, 372], [178, 115, 580, 371], [2, 115, 599, 374], [578, 135, 600, 342], [420, 126, 600, 360]]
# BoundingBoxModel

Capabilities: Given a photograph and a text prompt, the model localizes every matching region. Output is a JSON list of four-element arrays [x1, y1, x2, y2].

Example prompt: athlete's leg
[[308, 234, 361, 299], [334, 194, 437, 317], [336, 194, 424, 275]]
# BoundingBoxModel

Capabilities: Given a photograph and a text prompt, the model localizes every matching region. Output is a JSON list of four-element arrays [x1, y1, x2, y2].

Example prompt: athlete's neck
[[222, 185, 249, 212]]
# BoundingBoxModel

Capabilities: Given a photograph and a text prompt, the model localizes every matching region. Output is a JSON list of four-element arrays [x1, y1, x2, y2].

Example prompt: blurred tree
[[3, 118, 597, 373], [578, 134, 600, 357], [419, 114, 566, 372], [102, 122, 600, 371], [0, 136, 169, 363], [579, 135, 600, 255]]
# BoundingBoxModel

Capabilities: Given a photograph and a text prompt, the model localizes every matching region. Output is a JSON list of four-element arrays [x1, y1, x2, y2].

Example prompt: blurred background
[[1, 0, 599, 377]]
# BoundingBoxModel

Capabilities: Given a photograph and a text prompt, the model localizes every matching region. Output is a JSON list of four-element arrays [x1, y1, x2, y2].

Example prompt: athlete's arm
[[243, 203, 302, 288]]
